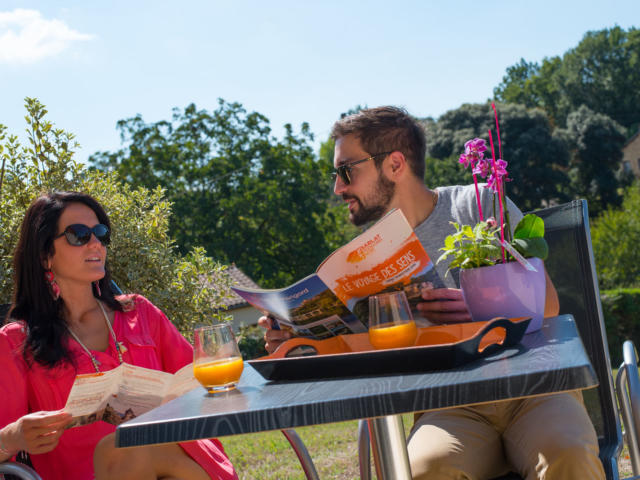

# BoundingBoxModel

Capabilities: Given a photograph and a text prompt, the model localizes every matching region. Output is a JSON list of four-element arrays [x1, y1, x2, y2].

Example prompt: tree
[[495, 27, 640, 134], [426, 103, 570, 212], [591, 180, 640, 289], [556, 105, 627, 216], [0, 98, 232, 335], [92, 100, 352, 288]]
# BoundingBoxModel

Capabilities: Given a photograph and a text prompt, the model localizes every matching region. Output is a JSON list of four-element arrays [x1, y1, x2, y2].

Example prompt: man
[[260, 106, 604, 479]]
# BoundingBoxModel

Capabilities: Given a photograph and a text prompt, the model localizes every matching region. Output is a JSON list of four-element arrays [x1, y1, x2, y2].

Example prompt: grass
[[221, 414, 414, 480], [221, 405, 636, 480]]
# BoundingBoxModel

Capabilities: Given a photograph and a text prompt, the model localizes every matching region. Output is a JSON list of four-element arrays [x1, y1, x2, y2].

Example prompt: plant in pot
[[437, 110, 549, 333]]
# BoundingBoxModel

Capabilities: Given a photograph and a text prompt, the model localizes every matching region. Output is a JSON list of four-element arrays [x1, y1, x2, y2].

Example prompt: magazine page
[[64, 363, 199, 427], [232, 273, 366, 339], [316, 208, 444, 326]]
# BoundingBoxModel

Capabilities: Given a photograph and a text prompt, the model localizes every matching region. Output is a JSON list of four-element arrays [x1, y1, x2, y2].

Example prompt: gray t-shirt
[[414, 184, 523, 288]]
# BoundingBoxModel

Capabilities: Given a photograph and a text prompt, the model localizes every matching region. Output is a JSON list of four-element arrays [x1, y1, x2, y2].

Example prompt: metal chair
[[617, 341, 640, 479], [357, 199, 626, 479]]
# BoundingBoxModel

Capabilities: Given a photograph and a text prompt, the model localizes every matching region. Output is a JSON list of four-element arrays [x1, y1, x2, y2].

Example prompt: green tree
[[427, 103, 570, 212], [495, 26, 640, 134], [556, 105, 627, 216], [0, 98, 231, 335], [591, 181, 640, 289], [91, 100, 351, 288]]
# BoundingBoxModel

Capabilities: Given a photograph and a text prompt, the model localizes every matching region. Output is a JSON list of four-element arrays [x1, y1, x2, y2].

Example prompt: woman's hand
[[257, 316, 291, 354], [1, 410, 72, 456], [416, 288, 472, 324]]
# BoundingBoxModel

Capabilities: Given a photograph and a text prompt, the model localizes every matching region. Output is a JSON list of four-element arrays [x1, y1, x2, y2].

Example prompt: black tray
[[249, 317, 530, 381]]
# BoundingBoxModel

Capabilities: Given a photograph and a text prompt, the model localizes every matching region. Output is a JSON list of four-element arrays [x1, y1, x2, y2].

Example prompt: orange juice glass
[[368, 291, 417, 350], [194, 324, 244, 393]]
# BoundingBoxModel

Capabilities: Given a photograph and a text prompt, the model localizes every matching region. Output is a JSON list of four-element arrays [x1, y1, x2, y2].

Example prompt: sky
[[0, 1, 638, 164]]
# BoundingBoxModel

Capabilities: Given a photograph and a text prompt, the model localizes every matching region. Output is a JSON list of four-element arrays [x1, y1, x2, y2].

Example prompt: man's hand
[[416, 288, 472, 324], [257, 316, 291, 354]]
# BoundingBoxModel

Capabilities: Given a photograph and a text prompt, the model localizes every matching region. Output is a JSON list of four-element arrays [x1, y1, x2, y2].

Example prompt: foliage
[[0, 98, 232, 335], [91, 100, 353, 288], [438, 221, 502, 270], [235, 324, 266, 360], [424, 155, 471, 187], [438, 214, 548, 272], [556, 105, 627, 216], [494, 26, 640, 134], [591, 181, 640, 289], [427, 102, 570, 212], [601, 288, 640, 365]]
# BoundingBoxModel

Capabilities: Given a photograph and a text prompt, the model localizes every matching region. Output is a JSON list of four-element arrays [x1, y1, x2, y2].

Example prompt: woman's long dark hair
[[9, 191, 124, 368]]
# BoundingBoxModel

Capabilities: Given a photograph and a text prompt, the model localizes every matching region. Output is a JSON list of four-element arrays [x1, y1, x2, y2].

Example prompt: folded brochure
[[232, 209, 444, 339]]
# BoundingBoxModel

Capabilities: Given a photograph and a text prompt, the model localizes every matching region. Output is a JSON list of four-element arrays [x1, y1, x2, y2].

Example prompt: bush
[[601, 288, 640, 365], [236, 324, 267, 360], [592, 181, 640, 290], [0, 98, 232, 335]]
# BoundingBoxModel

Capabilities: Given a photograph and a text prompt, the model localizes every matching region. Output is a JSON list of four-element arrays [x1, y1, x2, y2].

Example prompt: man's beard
[[345, 173, 395, 226]]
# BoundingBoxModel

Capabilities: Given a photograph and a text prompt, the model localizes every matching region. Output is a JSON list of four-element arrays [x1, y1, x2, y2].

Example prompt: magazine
[[232, 209, 444, 339], [64, 362, 199, 427]]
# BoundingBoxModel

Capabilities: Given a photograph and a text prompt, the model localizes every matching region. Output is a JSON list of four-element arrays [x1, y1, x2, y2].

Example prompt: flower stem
[[488, 130, 505, 263], [472, 174, 483, 221]]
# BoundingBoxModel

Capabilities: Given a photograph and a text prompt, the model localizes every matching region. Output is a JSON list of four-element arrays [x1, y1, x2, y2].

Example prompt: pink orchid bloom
[[472, 158, 492, 178]]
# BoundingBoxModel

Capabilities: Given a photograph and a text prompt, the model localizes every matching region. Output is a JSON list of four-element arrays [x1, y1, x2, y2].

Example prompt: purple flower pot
[[459, 257, 546, 333]]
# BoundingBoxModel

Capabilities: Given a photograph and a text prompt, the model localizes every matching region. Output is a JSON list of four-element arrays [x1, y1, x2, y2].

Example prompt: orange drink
[[369, 320, 418, 350], [368, 291, 417, 350], [194, 323, 244, 394], [193, 356, 244, 391]]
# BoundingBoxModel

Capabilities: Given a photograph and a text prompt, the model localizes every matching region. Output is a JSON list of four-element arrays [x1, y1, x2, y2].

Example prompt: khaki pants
[[407, 391, 604, 480]]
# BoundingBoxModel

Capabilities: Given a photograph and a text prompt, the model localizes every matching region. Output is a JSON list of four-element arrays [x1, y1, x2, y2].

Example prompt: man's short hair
[[330, 106, 426, 180]]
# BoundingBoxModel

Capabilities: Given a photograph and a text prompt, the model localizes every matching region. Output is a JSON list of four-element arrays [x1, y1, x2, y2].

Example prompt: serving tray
[[249, 317, 531, 381]]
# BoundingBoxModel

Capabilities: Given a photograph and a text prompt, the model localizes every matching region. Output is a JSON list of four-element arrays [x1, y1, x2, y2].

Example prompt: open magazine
[[64, 362, 199, 427], [232, 209, 444, 339]]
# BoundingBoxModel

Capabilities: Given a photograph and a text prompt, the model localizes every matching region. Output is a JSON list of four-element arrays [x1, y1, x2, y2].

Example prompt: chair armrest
[[0, 461, 42, 480], [617, 340, 640, 477]]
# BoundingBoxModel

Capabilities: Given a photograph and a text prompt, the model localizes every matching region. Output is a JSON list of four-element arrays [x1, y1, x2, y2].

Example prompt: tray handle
[[469, 317, 530, 357]]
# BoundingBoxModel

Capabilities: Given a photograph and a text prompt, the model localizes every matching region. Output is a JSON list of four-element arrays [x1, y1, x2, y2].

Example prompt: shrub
[[601, 288, 640, 365], [0, 98, 232, 335]]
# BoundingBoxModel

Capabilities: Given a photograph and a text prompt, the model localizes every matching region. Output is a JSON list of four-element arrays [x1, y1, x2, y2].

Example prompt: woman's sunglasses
[[55, 224, 111, 246]]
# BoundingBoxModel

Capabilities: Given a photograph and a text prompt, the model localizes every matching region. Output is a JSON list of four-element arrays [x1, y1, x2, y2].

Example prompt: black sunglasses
[[55, 224, 111, 246], [331, 152, 391, 185]]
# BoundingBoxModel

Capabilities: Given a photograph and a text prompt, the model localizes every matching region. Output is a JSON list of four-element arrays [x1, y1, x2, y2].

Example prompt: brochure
[[232, 209, 444, 339], [64, 362, 199, 427]]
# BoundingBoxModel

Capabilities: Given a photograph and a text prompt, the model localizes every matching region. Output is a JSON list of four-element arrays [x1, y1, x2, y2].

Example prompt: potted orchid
[[437, 105, 548, 333]]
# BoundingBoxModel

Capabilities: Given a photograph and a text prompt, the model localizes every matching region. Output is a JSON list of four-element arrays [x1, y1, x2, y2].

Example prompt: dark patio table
[[115, 314, 598, 479]]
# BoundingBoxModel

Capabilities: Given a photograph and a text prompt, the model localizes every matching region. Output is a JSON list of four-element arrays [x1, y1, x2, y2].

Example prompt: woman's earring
[[93, 281, 101, 297], [45, 270, 60, 300]]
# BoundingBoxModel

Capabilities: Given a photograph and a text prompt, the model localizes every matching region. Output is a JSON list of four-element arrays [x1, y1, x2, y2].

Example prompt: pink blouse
[[0, 295, 238, 480]]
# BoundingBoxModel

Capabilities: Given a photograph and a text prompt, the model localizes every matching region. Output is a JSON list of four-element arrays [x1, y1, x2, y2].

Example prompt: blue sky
[[1, 1, 638, 163]]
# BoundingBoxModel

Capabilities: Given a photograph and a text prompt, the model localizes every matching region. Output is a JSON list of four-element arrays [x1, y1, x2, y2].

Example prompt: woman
[[0, 192, 238, 480]]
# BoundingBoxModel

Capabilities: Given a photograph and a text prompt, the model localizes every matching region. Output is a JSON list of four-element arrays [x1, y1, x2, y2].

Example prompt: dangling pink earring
[[93, 281, 101, 297], [45, 270, 60, 300]]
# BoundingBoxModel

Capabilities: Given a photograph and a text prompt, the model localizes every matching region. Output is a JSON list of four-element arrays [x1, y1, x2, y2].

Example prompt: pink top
[[0, 295, 238, 480]]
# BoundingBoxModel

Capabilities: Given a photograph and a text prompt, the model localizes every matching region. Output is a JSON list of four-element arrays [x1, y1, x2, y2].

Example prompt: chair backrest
[[532, 199, 622, 479]]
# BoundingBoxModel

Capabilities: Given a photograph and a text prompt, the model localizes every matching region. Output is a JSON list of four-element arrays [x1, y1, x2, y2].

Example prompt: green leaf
[[512, 237, 549, 260], [514, 214, 545, 239]]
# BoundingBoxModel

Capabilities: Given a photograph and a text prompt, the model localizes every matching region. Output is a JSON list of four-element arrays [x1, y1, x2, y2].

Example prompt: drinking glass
[[368, 291, 418, 349], [193, 324, 244, 393]]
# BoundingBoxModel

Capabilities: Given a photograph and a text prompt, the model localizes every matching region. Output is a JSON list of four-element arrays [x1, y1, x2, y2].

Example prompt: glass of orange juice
[[368, 291, 418, 350], [193, 324, 244, 394]]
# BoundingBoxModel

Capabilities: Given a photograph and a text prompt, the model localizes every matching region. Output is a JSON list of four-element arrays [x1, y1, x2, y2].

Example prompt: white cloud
[[0, 9, 94, 64]]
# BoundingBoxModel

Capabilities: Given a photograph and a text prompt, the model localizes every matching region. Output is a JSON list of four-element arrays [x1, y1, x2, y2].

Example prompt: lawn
[[222, 410, 634, 479]]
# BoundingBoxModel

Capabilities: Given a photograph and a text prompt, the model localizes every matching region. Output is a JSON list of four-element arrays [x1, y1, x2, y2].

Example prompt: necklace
[[66, 301, 126, 373]]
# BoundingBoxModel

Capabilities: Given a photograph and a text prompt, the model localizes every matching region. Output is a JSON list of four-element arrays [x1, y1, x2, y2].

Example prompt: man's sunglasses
[[331, 152, 391, 185], [55, 224, 111, 246]]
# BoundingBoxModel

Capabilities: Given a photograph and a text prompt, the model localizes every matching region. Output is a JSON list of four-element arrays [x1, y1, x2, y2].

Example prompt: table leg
[[367, 415, 412, 480]]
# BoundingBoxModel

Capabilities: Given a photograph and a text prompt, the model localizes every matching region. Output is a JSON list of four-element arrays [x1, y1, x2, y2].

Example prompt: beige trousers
[[407, 391, 605, 480]]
